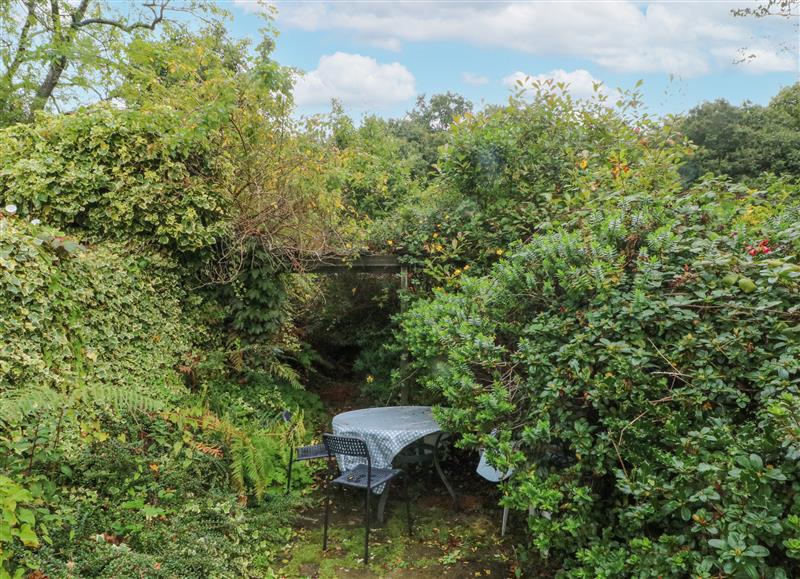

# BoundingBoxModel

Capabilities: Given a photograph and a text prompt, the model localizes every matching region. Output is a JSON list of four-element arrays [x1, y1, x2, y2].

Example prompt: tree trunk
[[4, 0, 37, 84], [31, 0, 91, 114]]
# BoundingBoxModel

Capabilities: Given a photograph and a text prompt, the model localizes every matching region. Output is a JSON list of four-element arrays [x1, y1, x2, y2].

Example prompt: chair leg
[[403, 474, 412, 536], [285, 448, 294, 495], [364, 487, 371, 564], [322, 480, 331, 552]]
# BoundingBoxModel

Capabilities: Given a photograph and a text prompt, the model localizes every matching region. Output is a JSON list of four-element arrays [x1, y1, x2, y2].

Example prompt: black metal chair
[[321, 433, 412, 564], [282, 410, 330, 494], [285, 442, 329, 494]]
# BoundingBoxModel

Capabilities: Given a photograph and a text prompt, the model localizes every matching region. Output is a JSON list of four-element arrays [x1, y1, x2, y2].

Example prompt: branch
[[2, 0, 37, 84], [76, 1, 168, 32]]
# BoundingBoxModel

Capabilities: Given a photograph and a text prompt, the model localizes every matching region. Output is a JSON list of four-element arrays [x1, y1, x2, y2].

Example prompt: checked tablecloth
[[331, 406, 442, 492]]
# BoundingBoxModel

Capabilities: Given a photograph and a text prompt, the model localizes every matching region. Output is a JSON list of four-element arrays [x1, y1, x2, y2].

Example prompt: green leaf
[[17, 523, 39, 547], [744, 545, 769, 558], [738, 277, 756, 293], [15, 508, 35, 526]]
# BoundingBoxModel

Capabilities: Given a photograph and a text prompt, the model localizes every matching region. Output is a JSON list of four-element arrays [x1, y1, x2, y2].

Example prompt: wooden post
[[399, 266, 409, 404]]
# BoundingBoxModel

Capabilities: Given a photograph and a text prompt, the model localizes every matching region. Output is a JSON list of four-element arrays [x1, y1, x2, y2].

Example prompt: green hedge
[[0, 215, 191, 403], [0, 106, 231, 252], [400, 177, 800, 577], [0, 209, 299, 579]]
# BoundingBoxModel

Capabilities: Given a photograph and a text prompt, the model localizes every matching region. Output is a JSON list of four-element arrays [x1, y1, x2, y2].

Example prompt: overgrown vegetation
[[398, 89, 800, 577], [0, 2, 798, 577]]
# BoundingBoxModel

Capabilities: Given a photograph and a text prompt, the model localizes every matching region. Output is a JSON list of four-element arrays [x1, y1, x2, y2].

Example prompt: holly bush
[[399, 175, 800, 577]]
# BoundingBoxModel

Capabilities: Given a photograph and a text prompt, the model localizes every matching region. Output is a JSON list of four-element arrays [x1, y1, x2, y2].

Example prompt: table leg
[[376, 485, 391, 524], [433, 432, 458, 511]]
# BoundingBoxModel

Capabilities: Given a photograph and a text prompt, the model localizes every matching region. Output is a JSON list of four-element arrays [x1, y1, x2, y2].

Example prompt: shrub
[[388, 83, 688, 288], [400, 176, 800, 577], [0, 106, 231, 253], [0, 217, 303, 577], [0, 214, 191, 406]]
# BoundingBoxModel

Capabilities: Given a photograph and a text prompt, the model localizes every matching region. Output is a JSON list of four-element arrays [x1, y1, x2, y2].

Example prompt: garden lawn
[[276, 486, 515, 578]]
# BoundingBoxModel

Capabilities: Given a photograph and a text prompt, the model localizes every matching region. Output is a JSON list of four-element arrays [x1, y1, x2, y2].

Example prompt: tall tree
[[679, 84, 800, 184], [388, 92, 474, 179], [0, 0, 217, 125], [732, 0, 799, 64]]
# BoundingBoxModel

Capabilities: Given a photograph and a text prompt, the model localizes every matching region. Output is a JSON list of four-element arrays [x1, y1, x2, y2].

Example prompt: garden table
[[331, 406, 457, 521]]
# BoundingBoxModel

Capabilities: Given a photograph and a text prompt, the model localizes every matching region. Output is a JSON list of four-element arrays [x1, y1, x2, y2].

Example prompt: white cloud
[[233, 0, 274, 14], [232, 0, 272, 14], [274, 1, 798, 77], [462, 72, 489, 86], [293, 52, 416, 109], [364, 37, 403, 52], [503, 69, 605, 99]]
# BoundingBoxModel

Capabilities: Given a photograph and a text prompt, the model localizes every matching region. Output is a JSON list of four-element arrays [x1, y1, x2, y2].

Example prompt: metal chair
[[285, 442, 329, 494], [322, 433, 412, 564], [282, 410, 330, 494]]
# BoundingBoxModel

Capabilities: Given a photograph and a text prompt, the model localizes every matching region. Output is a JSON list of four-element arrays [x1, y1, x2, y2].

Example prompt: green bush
[[0, 215, 191, 407], [679, 83, 800, 184], [388, 84, 688, 289], [400, 176, 800, 577], [0, 217, 302, 577], [0, 105, 231, 253]]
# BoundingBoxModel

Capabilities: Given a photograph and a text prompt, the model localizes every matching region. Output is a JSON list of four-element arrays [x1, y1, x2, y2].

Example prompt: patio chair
[[282, 410, 329, 494], [321, 433, 412, 564]]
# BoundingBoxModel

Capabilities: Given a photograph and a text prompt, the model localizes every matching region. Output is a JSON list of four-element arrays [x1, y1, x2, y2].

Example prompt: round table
[[331, 406, 457, 520]]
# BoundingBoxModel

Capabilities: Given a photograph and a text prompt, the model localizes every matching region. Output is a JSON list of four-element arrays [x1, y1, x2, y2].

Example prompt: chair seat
[[296, 443, 328, 461], [332, 464, 403, 490]]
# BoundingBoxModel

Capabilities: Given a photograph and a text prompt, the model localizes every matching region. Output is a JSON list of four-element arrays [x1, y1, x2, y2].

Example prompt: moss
[[276, 491, 513, 578]]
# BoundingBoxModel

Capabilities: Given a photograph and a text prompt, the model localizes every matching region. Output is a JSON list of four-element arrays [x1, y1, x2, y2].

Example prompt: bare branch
[[77, 1, 169, 32]]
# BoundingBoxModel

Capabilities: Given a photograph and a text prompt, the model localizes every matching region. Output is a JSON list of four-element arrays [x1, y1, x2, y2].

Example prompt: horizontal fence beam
[[307, 254, 409, 274]]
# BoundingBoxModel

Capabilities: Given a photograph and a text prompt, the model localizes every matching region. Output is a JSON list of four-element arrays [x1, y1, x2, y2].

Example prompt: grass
[[275, 478, 515, 578]]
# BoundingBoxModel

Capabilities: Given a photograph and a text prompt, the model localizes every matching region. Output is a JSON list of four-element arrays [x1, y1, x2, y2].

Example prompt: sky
[[225, 1, 800, 119]]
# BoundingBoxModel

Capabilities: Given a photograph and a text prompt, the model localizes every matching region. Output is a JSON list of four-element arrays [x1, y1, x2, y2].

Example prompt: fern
[[266, 359, 301, 389], [166, 406, 298, 502]]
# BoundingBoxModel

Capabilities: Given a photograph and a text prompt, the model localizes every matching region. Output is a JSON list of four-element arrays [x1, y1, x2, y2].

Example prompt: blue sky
[[226, 1, 799, 119]]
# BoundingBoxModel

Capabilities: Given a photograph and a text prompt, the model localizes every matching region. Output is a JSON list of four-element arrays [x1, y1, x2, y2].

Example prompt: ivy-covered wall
[[0, 106, 231, 253], [1, 217, 191, 402]]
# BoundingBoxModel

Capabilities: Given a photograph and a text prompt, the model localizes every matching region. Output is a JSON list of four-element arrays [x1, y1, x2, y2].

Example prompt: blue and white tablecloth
[[331, 406, 442, 492]]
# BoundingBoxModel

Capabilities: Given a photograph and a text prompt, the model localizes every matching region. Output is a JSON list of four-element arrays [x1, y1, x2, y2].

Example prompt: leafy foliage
[[0, 0, 221, 125], [387, 82, 689, 289], [400, 173, 800, 576], [0, 106, 231, 253], [679, 84, 800, 184], [0, 215, 306, 577]]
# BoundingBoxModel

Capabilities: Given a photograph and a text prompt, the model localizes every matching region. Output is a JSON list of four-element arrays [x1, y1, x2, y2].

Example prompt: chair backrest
[[323, 434, 370, 462]]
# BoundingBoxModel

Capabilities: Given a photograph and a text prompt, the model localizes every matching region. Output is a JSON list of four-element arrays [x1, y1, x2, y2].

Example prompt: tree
[[407, 91, 473, 132], [679, 85, 800, 184], [0, 0, 218, 125], [732, 0, 799, 64], [388, 92, 474, 180], [733, 0, 798, 19]]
